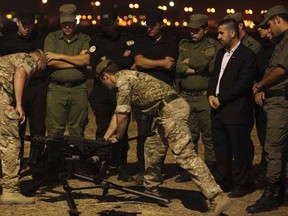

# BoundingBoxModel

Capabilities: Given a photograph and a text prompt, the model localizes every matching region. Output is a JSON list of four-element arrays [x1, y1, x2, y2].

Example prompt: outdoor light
[[169, 1, 175, 7]]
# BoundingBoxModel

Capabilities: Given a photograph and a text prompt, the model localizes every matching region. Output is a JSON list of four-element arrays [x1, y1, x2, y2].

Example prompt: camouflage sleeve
[[18, 55, 37, 78], [115, 75, 132, 114]]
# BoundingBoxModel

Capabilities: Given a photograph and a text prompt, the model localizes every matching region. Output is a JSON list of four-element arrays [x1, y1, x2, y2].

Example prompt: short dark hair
[[218, 18, 240, 38]]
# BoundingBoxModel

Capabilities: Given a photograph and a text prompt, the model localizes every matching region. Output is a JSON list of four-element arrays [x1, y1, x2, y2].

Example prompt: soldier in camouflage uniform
[[0, 50, 46, 204], [95, 60, 231, 216], [175, 14, 222, 182]]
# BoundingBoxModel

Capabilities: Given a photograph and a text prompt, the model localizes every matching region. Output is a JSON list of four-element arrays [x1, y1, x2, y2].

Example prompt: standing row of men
[[0, 3, 287, 215]]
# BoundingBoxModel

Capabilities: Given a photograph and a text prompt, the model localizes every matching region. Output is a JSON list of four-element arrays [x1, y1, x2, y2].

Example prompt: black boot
[[117, 166, 134, 182], [246, 184, 280, 213]]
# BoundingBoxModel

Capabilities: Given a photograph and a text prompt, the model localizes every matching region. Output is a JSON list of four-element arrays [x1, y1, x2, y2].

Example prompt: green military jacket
[[176, 36, 221, 91]]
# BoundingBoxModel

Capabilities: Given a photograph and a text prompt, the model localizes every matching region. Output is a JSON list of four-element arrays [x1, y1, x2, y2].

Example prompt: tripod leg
[[63, 179, 81, 216], [101, 181, 170, 204]]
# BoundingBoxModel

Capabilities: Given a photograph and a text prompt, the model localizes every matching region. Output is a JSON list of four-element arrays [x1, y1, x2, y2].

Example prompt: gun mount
[[24, 135, 169, 216]]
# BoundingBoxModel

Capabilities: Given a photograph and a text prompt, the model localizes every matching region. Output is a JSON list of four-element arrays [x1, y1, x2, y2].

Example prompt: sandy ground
[[1, 106, 288, 216]]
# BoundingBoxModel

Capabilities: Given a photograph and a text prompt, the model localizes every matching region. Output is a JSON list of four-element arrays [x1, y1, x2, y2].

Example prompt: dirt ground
[[1, 107, 288, 216]]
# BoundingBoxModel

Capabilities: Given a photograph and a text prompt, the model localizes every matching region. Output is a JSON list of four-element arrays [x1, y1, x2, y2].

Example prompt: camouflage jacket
[[114, 70, 176, 114], [0, 53, 37, 95]]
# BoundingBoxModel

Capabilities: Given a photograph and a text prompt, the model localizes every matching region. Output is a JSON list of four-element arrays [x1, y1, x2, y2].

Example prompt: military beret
[[145, 8, 164, 25], [260, 5, 288, 26], [101, 8, 118, 26], [95, 60, 113, 78], [188, 14, 208, 29], [59, 4, 77, 23], [224, 12, 243, 22], [17, 11, 35, 25]]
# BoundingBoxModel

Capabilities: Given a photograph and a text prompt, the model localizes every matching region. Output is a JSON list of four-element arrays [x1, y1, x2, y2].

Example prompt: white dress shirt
[[215, 41, 241, 95]]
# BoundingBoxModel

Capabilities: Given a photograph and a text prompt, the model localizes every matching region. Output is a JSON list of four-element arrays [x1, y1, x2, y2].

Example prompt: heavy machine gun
[[24, 135, 169, 216]]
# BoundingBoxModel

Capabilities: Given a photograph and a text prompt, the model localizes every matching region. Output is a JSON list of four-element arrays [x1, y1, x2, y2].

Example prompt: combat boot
[[209, 193, 231, 216], [1, 189, 35, 204], [246, 185, 280, 213]]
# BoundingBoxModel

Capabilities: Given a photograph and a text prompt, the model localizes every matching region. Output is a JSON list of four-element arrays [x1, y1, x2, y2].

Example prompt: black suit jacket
[[208, 43, 257, 124]]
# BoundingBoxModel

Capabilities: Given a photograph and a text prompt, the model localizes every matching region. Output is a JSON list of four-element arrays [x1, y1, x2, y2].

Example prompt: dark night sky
[[0, 0, 288, 22]]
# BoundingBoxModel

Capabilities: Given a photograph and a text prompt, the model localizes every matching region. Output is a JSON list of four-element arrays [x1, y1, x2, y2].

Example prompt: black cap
[[101, 9, 118, 26], [17, 11, 35, 25], [145, 8, 164, 26]]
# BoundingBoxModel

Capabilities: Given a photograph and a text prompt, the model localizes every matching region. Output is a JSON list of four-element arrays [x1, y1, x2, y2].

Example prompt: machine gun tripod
[[25, 135, 169, 216]]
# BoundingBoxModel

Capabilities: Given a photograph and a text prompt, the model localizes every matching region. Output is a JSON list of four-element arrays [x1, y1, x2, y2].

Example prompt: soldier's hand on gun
[[16, 105, 26, 124], [255, 92, 265, 107], [105, 135, 118, 143]]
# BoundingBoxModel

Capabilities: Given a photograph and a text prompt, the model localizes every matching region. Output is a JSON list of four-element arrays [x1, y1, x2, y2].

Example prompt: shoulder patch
[[126, 40, 135, 46]]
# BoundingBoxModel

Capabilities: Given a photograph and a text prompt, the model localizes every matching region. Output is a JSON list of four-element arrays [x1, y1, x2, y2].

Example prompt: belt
[[50, 79, 86, 88], [159, 94, 180, 111], [182, 90, 207, 96], [265, 88, 286, 99]]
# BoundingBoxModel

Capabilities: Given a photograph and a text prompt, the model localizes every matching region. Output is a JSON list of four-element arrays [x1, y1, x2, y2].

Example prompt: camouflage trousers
[[0, 89, 21, 191], [143, 97, 222, 199]]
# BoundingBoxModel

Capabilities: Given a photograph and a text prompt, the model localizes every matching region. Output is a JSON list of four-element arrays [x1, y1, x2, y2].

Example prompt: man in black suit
[[208, 19, 257, 198]]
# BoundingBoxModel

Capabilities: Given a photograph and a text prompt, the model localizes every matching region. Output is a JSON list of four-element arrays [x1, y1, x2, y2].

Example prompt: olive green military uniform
[[0, 53, 37, 192], [114, 69, 222, 199], [263, 29, 288, 187], [44, 6, 90, 137], [176, 16, 221, 166], [242, 33, 262, 54], [246, 5, 288, 214]]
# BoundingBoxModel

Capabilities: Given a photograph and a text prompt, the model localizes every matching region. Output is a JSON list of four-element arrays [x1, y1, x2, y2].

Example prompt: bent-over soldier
[[96, 60, 231, 216], [0, 50, 46, 204]]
